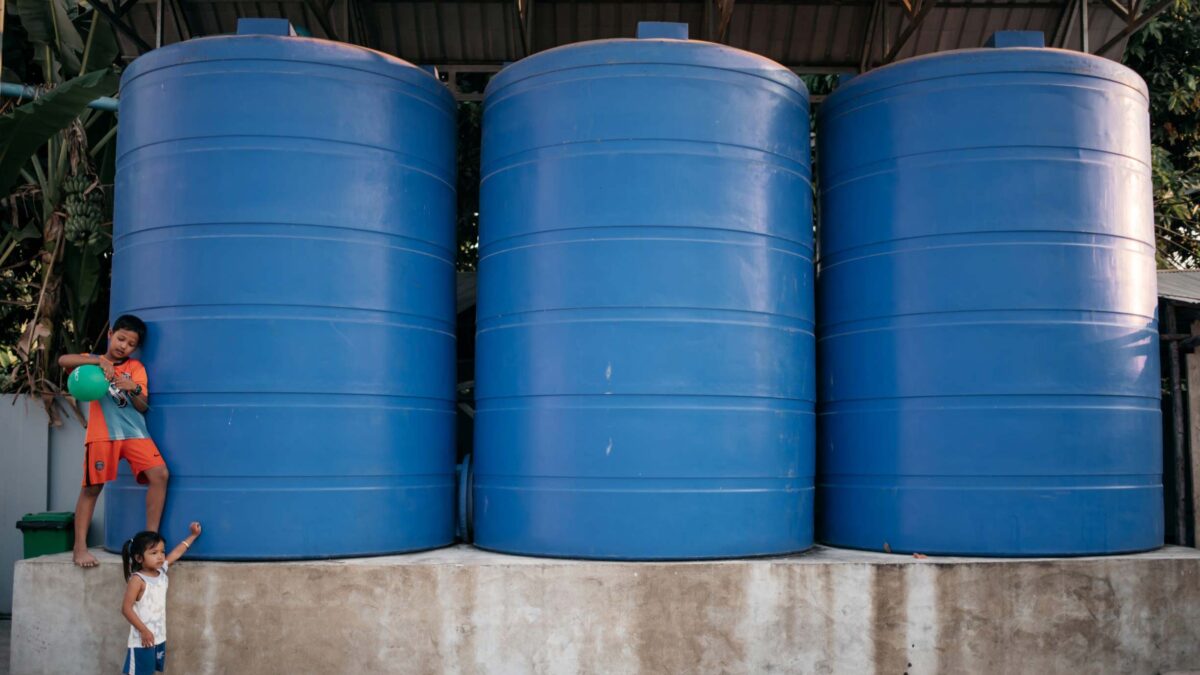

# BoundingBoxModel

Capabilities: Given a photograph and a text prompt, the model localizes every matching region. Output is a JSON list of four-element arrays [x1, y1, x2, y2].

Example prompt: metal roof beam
[[172, 0, 194, 40], [438, 63, 502, 101], [1094, 0, 1173, 56], [859, 0, 883, 70], [1052, 0, 1078, 46], [302, 0, 340, 40], [86, 0, 154, 53], [515, 0, 534, 55], [1096, 0, 1129, 20], [715, 0, 736, 42], [882, 0, 936, 63], [354, 0, 379, 47]]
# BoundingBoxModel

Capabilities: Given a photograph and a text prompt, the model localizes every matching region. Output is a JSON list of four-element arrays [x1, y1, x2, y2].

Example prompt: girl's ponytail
[[121, 531, 163, 581], [121, 538, 134, 581]]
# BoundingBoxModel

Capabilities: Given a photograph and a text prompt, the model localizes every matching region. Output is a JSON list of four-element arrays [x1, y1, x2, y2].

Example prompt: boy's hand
[[140, 628, 155, 648], [96, 357, 116, 381], [189, 522, 202, 537], [112, 374, 139, 392]]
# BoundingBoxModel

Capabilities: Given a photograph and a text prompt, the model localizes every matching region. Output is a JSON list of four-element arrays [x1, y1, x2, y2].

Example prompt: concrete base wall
[[11, 546, 1200, 674]]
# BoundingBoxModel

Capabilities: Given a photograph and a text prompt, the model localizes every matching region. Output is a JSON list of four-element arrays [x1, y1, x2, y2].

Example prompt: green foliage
[[16, 0, 87, 77], [0, 5, 120, 405], [1123, 0, 1200, 268], [801, 74, 839, 97], [457, 101, 482, 271], [81, 14, 121, 76], [0, 69, 119, 194]]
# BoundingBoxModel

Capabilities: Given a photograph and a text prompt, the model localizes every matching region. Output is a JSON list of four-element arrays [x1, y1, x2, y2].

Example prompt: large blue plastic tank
[[105, 20, 457, 559], [473, 23, 814, 560], [816, 36, 1162, 556]]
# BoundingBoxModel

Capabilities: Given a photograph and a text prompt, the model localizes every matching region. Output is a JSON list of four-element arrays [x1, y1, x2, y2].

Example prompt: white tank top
[[127, 562, 168, 648]]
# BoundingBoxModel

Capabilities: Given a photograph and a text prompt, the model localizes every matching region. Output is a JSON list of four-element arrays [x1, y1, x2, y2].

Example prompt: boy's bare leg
[[142, 466, 169, 532], [73, 485, 103, 568]]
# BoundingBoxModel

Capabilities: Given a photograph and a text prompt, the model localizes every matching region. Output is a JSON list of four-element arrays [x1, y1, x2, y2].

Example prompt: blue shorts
[[123, 642, 166, 674]]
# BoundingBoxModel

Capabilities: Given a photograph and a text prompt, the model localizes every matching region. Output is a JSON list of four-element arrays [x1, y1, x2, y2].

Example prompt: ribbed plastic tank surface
[[105, 20, 458, 559], [816, 37, 1162, 556], [473, 24, 815, 560]]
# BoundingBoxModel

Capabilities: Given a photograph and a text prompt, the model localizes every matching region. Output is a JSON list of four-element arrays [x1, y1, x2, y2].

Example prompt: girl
[[120, 523, 201, 674]]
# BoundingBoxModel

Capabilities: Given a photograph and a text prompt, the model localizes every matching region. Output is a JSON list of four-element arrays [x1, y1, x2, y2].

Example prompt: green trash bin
[[15, 512, 75, 558]]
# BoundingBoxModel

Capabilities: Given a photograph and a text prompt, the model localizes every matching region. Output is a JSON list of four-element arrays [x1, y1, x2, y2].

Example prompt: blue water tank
[[816, 41, 1162, 556], [474, 24, 814, 559], [105, 21, 458, 559]]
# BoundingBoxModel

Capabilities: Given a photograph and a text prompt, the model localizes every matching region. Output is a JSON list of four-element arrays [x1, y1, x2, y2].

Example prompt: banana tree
[[1, 0, 123, 418]]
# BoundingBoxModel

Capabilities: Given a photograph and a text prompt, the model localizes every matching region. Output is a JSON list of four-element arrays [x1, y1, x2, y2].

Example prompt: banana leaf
[[0, 68, 119, 194], [15, 0, 87, 75]]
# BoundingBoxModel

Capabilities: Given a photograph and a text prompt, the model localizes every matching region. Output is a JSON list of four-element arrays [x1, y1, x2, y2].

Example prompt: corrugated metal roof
[[110, 0, 1137, 72], [1159, 270, 1200, 305]]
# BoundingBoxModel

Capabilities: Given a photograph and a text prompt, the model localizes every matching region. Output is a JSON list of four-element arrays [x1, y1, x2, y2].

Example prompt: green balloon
[[69, 365, 110, 401]]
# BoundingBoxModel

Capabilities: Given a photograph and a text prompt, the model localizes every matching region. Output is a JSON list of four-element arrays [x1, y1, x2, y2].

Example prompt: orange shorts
[[82, 439, 166, 486]]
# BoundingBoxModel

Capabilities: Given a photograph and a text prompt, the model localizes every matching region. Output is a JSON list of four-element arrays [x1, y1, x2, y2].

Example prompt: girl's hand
[[140, 628, 155, 648], [189, 522, 202, 537]]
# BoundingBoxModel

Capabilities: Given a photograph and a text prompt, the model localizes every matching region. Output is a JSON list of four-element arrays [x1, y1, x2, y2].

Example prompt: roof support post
[[1167, 301, 1191, 545], [1186, 322, 1200, 547], [155, 0, 163, 47], [1078, 0, 1089, 52]]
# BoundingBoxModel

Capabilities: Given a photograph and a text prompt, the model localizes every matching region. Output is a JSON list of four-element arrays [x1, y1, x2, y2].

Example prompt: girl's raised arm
[[166, 522, 202, 565]]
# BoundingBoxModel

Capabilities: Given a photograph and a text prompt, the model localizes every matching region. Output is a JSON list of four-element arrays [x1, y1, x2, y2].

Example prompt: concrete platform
[[10, 545, 1200, 674]]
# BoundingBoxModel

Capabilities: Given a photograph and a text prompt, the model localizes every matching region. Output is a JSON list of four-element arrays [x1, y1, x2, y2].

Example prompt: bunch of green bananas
[[62, 175, 106, 247]]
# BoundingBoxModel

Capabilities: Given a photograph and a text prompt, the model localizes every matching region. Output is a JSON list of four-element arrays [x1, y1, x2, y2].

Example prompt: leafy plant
[[1124, 0, 1200, 268], [457, 101, 482, 271], [0, 0, 122, 418]]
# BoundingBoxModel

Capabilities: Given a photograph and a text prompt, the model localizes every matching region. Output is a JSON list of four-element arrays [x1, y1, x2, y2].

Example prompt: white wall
[[0, 396, 101, 615]]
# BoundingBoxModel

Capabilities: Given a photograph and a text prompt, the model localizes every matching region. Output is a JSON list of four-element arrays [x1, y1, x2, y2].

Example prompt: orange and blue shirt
[[81, 355, 152, 444]]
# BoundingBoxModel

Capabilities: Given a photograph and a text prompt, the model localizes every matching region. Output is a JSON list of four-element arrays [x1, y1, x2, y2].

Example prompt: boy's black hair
[[121, 530, 165, 581], [111, 314, 147, 345]]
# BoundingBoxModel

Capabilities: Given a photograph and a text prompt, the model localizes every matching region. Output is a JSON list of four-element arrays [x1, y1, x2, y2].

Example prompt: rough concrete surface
[[2, 619, 10, 675], [10, 545, 1200, 674]]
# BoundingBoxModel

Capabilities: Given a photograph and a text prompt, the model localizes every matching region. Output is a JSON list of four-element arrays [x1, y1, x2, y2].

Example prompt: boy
[[58, 314, 169, 568]]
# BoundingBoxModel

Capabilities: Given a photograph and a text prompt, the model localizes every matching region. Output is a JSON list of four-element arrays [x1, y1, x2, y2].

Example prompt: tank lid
[[985, 30, 1045, 48], [486, 31, 806, 99], [236, 18, 296, 36], [121, 30, 451, 107], [636, 22, 689, 40], [821, 43, 1147, 116]]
